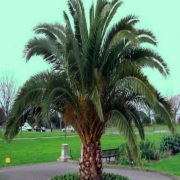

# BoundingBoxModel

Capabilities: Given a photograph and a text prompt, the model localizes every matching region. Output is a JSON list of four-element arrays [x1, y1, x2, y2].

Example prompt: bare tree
[[167, 94, 180, 120], [0, 107, 5, 125], [137, 102, 155, 121], [0, 72, 19, 120]]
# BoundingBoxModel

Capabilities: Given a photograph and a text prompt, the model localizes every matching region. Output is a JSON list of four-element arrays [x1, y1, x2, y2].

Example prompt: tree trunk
[[79, 140, 103, 180]]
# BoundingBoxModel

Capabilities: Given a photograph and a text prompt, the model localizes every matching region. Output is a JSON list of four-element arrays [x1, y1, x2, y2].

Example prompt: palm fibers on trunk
[[79, 140, 102, 180]]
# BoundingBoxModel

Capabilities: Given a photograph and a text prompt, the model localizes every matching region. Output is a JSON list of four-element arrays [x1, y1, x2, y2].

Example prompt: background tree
[[155, 116, 165, 125], [50, 113, 63, 129], [138, 110, 146, 121], [137, 102, 155, 121], [167, 94, 180, 121], [5, 0, 175, 179], [27, 116, 36, 126], [0, 72, 19, 121], [142, 116, 151, 126], [0, 107, 5, 126]]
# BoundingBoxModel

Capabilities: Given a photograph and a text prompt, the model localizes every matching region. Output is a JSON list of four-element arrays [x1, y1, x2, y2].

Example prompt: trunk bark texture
[[79, 140, 103, 180]]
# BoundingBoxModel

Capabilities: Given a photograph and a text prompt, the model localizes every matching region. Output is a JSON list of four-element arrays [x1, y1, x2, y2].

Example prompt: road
[[0, 162, 178, 180]]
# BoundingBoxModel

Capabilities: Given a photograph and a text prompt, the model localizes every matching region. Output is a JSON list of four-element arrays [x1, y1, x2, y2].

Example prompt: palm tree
[[5, 0, 175, 179]]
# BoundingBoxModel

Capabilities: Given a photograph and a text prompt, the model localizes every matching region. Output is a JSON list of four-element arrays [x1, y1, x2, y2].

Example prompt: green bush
[[50, 173, 130, 180], [139, 140, 160, 160], [119, 156, 129, 165], [160, 135, 180, 155], [155, 117, 165, 124], [50, 173, 79, 180], [142, 116, 151, 126], [118, 143, 133, 165], [119, 140, 160, 163], [174, 134, 180, 144]]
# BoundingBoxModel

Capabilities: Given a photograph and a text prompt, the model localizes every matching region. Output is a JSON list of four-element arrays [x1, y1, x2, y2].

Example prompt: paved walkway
[[0, 162, 178, 180]]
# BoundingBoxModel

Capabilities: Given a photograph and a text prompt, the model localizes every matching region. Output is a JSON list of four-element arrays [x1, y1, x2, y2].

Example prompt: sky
[[0, 0, 180, 96]]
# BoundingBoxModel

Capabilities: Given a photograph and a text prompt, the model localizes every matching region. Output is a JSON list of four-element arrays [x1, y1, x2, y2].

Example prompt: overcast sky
[[0, 0, 179, 96]]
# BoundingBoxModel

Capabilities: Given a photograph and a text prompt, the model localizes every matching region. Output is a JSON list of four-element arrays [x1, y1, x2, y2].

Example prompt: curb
[[67, 160, 180, 180], [103, 165, 180, 180]]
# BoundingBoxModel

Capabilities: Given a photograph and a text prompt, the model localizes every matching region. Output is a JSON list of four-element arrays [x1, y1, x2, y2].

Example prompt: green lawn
[[143, 154, 180, 176], [0, 134, 125, 167], [106, 124, 180, 133], [0, 133, 168, 167], [0, 131, 77, 139], [1, 124, 179, 139], [1, 133, 179, 177]]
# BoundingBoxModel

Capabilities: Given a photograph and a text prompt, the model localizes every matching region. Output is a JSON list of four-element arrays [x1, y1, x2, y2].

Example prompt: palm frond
[[155, 92, 175, 133], [122, 48, 170, 76], [4, 72, 50, 139], [90, 87, 104, 121], [109, 110, 141, 164], [33, 23, 66, 43], [23, 37, 63, 63], [129, 106, 145, 139], [100, 14, 139, 61]]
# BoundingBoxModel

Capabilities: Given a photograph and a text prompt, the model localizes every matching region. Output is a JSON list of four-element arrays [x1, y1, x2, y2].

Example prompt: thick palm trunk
[[79, 140, 103, 180]]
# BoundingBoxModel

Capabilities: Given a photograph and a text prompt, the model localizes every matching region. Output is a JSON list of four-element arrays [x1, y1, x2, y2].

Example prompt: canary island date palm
[[5, 0, 175, 179]]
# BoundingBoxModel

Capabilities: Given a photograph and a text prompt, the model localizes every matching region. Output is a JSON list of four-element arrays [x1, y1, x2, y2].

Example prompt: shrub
[[155, 117, 165, 124], [119, 156, 129, 165], [119, 140, 160, 163], [142, 116, 151, 126], [160, 135, 180, 155], [139, 140, 160, 160], [50, 173, 79, 180], [174, 134, 180, 144], [50, 173, 130, 180], [118, 143, 133, 165]]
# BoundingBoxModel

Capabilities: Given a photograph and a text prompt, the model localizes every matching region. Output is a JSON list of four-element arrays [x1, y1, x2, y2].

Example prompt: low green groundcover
[[50, 172, 130, 180]]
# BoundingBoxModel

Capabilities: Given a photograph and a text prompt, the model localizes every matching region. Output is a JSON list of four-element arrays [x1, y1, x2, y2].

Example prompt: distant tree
[[137, 103, 154, 120], [0, 72, 19, 121], [142, 116, 151, 126], [0, 107, 5, 125], [138, 110, 146, 121], [155, 117, 165, 125], [50, 113, 60, 128], [167, 94, 180, 120], [27, 116, 35, 126], [37, 118, 44, 128]]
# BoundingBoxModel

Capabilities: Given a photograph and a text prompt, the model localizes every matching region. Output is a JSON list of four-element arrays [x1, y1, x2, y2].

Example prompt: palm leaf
[[109, 110, 141, 164]]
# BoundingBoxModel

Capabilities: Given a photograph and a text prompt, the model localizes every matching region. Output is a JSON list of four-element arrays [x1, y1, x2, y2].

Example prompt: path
[[0, 162, 178, 180], [0, 135, 78, 140]]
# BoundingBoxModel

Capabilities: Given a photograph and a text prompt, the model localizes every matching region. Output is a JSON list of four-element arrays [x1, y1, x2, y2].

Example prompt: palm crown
[[5, 0, 175, 179]]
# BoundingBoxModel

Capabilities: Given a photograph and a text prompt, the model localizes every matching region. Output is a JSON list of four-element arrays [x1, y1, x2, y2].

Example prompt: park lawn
[[143, 124, 180, 132], [0, 131, 77, 139], [106, 124, 180, 133], [143, 154, 180, 176], [0, 133, 169, 168], [0, 134, 125, 167], [0, 136, 81, 167], [1, 124, 179, 139]]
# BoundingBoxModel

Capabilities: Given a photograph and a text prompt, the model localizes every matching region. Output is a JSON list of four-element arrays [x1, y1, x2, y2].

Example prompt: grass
[[143, 154, 180, 176], [106, 124, 180, 133], [1, 132, 180, 177], [0, 133, 168, 167], [1, 124, 179, 139], [105, 154, 180, 177], [0, 131, 77, 139]]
